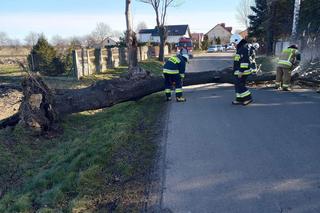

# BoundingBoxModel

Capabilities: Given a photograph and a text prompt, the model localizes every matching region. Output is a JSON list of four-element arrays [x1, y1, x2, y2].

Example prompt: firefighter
[[276, 44, 301, 91], [249, 42, 260, 74], [163, 52, 189, 102], [230, 34, 253, 105]]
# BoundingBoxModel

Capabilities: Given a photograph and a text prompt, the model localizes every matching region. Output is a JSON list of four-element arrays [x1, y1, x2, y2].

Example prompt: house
[[138, 29, 155, 43], [191, 33, 204, 48], [105, 37, 120, 46], [206, 23, 233, 45], [92, 37, 120, 48], [138, 25, 191, 44]]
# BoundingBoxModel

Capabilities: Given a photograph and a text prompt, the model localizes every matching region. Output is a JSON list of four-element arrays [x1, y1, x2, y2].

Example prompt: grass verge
[[0, 93, 165, 212], [138, 59, 164, 76]]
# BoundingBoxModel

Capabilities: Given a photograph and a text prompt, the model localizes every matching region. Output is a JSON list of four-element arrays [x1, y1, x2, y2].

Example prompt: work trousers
[[234, 75, 252, 102], [276, 66, 291, 88], [164, 73, 183, 98]]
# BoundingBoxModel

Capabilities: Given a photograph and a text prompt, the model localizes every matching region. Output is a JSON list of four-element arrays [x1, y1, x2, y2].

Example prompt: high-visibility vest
[[278, 48, 297, 68]]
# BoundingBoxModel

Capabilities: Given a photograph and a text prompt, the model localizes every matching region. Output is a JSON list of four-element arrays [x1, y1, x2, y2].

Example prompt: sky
[[0, 0, 245, 41]]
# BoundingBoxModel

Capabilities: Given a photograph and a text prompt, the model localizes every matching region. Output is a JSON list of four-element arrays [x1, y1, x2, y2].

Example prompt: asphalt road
[[161, 54, 320, 213]]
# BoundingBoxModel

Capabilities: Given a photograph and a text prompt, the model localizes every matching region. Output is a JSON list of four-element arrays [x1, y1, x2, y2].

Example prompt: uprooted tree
[[0, 65, 276, 135]]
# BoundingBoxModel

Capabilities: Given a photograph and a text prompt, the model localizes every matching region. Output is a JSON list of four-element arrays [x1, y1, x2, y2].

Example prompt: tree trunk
[[266, 2, 275, 56], [159, 26, 166, 62], [0, 69, 276, 133], [125, 0, 138, 71]]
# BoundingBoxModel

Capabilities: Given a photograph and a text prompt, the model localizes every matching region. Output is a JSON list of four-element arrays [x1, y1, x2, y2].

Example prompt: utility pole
[[291, 0, 301, 41]]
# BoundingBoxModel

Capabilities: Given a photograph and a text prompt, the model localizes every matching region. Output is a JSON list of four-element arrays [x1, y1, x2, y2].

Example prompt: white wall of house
[[138, 33, 152, 43], [207, 25, 231, 45], [152, 32, 190, 44], [105, 38, 118, 46]]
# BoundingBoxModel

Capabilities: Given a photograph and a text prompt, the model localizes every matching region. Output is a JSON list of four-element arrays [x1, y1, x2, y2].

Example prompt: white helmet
[[230, 34, 243, 45], [181, 53, 189, 62], [253, 42, 260, 50]]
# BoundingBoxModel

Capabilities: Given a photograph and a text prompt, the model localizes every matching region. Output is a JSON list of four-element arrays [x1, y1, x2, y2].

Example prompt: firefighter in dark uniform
[[249, 42, 260, 74], [276, 44, 301, 91], [230, 34, 253, 105], [163, 52, 189, 102]]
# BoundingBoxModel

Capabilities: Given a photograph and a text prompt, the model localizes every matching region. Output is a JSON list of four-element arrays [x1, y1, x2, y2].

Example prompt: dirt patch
[[0, 86, 23, 120]]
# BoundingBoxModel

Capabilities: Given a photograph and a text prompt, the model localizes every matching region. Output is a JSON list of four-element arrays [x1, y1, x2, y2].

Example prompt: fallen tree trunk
[[0, 68, 276, 133]]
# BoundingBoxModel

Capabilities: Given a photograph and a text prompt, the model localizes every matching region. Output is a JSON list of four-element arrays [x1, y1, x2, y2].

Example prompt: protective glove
[[180, 74, 185, 79]]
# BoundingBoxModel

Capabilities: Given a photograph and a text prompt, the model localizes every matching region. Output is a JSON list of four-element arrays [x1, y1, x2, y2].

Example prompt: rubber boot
[[176, 97, 186, 102]]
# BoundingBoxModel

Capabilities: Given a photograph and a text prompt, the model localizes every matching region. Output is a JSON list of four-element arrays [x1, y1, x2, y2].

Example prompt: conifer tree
[[28, 36, 63, 76]]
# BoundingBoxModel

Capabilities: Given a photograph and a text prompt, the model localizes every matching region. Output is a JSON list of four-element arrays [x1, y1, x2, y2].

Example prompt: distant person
[[249, 43, 260, 74], [275, 44, 301, 91], [163, 51, 189, 102], [178, 46, 188, 56], [230, 34, 253, 105]]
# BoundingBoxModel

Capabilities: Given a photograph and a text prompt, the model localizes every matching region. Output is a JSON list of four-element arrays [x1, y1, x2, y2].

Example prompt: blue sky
[[0, 0, 245, 41]]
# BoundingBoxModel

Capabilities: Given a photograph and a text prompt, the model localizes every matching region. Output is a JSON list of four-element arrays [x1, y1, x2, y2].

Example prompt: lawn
[[0, 93, 165, 212], [0, 59, 163, 90], [0, 59, 166, 212]]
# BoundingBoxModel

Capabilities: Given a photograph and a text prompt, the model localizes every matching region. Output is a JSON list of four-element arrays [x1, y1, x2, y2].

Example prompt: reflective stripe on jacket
[[233, 40, 251, 76], [163, 55, 186, 75], [278, 48, 298, 68]]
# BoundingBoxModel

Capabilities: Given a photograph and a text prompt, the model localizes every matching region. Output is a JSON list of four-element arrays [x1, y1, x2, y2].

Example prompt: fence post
[[113, 48, 120, 68], [94, 48, 102, 73], [119, 47, 128, 66], [72, 50, 82, 80], [86, 49, 92, 75], [107, 48, 113, 69]]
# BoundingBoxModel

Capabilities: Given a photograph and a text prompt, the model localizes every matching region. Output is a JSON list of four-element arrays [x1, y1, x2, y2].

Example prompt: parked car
[[217, 45, 225, 52], [207, 45, 218, 53], [226, 43, 235, 50], [207, 45, 225, 53]]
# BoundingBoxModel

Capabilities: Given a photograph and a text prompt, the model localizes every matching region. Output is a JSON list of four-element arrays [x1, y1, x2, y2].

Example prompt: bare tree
[[236, 0, 255, 29], [0, 32, 9, 49], [137, 0, 183, 61], [111, 30, 124, 38], [91, 22, 112, 46], [51, 35, 68, 47], [24, 32, 39, 47], [135, 21, 148, 32], [291, 0, 301, 41], [80, 35, 96, 48], [68, 36, 83, 48], [8, 38, 21, 50], [125, 0, 138, 72]]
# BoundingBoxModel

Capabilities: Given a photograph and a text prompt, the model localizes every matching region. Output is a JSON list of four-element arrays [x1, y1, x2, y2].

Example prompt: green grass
[[0, 60, 163, 89], [0, 93, 165, 212], [138, 59, 164, 76]]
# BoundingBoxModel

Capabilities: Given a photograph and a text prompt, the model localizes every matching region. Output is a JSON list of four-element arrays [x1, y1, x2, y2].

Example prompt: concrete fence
[[72, 46, 168, 79]]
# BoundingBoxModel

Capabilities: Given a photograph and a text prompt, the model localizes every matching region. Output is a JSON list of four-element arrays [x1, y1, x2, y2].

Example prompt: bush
[[28, 36, 67, 76]]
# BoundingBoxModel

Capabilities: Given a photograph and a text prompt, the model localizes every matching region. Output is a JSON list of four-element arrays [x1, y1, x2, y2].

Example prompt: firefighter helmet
[[181, 53, 189, 62], [289, 44, 298, 49], [253, 42, 260, 50], [230, 34, 243, 45]]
